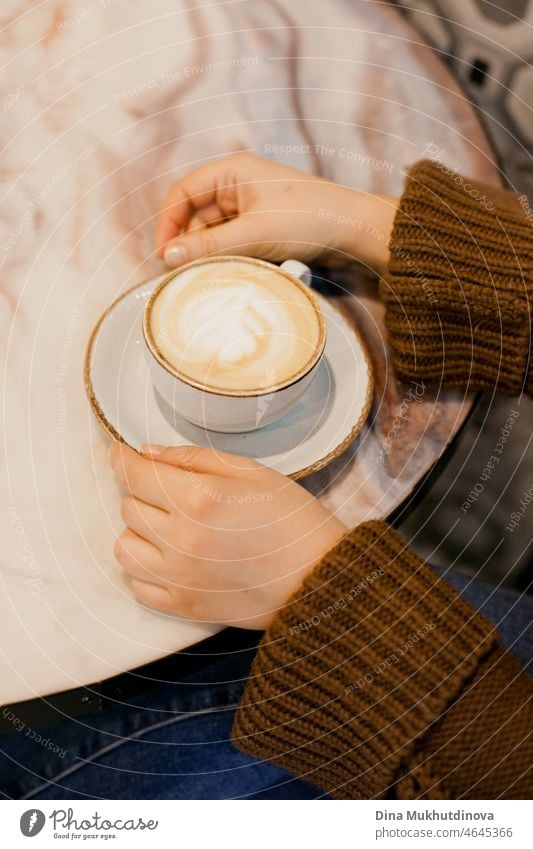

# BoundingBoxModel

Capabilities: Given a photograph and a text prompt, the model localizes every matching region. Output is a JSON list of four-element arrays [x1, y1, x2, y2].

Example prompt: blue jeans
[[1, 569, 532, 800]]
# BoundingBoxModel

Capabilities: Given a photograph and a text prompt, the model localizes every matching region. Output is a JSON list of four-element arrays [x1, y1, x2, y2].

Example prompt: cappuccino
[[148, 259, 324, 394]]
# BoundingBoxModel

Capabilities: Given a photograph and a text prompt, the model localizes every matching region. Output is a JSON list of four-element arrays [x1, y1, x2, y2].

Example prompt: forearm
[[232, 521, 532, 799]]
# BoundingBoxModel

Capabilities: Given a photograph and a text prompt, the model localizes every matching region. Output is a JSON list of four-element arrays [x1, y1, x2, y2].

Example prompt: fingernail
[[141, 444, 165, 456], [164, 244, 187, 267]]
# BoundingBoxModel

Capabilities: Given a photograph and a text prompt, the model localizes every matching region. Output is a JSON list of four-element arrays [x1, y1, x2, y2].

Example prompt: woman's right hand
[[156, 153, 398, 275]]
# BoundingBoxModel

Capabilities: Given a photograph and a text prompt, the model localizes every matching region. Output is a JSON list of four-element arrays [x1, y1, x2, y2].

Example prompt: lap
[[2, 570, 531, 799]]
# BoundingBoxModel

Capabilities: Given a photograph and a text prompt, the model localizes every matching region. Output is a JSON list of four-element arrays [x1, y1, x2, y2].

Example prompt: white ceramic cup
[[142, 256, 326, 433]]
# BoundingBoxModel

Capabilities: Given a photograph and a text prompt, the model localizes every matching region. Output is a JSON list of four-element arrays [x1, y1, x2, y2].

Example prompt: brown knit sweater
[[232, 160, 533, 799]]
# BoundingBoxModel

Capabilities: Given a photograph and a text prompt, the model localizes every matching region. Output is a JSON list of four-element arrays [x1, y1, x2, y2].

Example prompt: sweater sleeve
[[380, 160, 533, 397], [231, 521, 533, 799]]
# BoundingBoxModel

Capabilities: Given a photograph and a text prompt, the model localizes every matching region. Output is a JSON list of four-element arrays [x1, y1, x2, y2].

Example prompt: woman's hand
[[157, 152, 398, 275], [109, 442, 347, 629]]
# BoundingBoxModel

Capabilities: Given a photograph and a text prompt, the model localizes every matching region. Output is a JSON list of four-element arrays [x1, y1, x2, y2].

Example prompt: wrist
[[332, 187, 398, 274]]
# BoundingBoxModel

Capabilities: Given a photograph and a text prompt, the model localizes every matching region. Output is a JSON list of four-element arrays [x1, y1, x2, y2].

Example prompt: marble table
[[1, 0, 499, 705]]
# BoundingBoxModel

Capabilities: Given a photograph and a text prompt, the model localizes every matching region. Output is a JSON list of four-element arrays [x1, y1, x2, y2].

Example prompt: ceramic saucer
[[85, 275, 373, 480]]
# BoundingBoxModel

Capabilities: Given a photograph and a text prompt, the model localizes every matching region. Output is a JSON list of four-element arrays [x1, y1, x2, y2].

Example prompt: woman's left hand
[[109, 443, 347, 629]]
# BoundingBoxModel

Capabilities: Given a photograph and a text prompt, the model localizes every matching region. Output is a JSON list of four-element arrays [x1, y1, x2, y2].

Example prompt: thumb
[[140, 444, 261, 476], [162, 218, 259, 268]]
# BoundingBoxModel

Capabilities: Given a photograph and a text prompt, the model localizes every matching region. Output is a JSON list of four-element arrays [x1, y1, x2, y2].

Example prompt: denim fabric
[[0, 631, 319, 800], [1, 569, 531, 800]]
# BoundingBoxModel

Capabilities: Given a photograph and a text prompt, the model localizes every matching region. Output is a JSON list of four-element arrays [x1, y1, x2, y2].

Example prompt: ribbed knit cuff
[[395, 645, 533, 799], [232, 521, 497, 799], [380, 160, 533, 396]]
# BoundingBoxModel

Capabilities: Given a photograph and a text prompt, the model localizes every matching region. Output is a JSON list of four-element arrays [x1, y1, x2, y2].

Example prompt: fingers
[[109, 442, 181, 509], [130, 578, 174, 611], [115, 528, 164, 581], [129, 576, 202, 618], [186, 203, 224, 232], [140, 443, 261, 477], [162, 216, 259, 268], [130, 578, 267, 627], [156, 162, 223, 256], [129, 576, 217, 622], [120, 496, 169, 547], [156, 154, 249, 257]]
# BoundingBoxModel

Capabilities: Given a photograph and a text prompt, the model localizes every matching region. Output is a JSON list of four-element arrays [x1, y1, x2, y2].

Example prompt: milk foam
[[150, 261, 322, 392]]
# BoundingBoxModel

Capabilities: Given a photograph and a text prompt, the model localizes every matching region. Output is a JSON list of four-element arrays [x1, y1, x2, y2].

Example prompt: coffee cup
[[142, 256, 326, 433]]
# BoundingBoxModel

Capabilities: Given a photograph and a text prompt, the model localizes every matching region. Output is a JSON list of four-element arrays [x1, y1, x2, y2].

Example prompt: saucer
[[85, 274, 373, 480]]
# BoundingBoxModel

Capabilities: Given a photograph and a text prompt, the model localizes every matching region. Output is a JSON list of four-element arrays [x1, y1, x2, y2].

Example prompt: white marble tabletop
[[1, 0, 499, 704]]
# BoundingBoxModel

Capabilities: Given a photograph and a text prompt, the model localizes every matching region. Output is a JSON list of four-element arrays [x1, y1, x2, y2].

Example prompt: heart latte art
[[149, 260, 324, 393]]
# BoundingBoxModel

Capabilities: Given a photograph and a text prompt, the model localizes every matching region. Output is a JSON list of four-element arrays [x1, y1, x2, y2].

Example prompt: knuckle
[[187, 488, 208, 519], [200, 229, 219, 257], [129, 578, 151, 603], [173, 444, 201, 469], [120, 496, 138, 525], [124, 463, 140, 492], [114, 533, 129, 563], [179, 590, 204, 622]]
